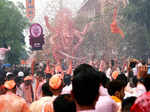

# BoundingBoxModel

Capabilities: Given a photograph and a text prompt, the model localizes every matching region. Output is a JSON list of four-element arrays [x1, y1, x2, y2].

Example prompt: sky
[[10, 0, 85, 27], [9, 0, 84, 49], [11, 0, 84, 11]]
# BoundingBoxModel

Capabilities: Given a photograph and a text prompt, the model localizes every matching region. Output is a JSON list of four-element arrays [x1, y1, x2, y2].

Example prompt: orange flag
[[110, 8, 125, 38], [26, 0, 35, 21], [21, 60, 26, 65], [44, 60, 51, 74]]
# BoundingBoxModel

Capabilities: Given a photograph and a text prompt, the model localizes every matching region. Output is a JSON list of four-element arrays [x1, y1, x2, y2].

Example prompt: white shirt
[[125, 83, 146, 98], [106, 68, 112, 79], [95, 96, 118, 112], [61, 84, 72, 94]]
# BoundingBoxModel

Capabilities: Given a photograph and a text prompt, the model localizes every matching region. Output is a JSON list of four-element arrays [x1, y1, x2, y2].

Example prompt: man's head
[[54, 94, 76, 112], [6, 72, 15, 81], [129, 61, 137, 69], [4, 80, 16, 93], [107, 80, 125, 100], [73, 63, 96, 77], [42, 82, 53, 96], [143, 75, 150, 91], [49, 74, 63, 95], [72, 64, 101, 107], [24, 76, 32, 86], [116, 73, 128, 87]]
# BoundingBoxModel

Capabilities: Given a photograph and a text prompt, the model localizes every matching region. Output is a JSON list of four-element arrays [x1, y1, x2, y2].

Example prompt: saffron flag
[[110, 8, 125, 38], [26, 0, 35, 21], [21, 60, 26, 65]]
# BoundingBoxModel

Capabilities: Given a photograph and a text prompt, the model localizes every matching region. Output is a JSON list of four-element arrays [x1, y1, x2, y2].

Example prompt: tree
[[74, 0, 150, 62], [74, 0, 124, 61], [0, 0, 29, 64], [120, 0, 150, 59], [123, 0, 150, 30]]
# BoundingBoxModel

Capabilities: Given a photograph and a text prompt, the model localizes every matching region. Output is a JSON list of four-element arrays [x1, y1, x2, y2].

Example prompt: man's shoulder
[[0, 93, 27, 106]]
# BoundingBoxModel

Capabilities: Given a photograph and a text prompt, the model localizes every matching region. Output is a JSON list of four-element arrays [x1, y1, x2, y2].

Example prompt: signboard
[[30, 23, 43, 37], [29, 23, 44, 50]]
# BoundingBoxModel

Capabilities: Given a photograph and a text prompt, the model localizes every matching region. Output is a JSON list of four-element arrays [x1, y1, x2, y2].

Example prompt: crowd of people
[[0, 57, 150, 112]]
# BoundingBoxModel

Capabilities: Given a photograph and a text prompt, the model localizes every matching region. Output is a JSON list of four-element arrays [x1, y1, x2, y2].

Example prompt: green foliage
[[0, 0, 29, 64], [75, 6, 123, 60], [123, 0, 150, 29], [120, 0, 150, 58]]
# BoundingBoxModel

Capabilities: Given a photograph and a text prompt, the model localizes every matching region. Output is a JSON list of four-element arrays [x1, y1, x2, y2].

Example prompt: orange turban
[[4, 80, 16, 89], [112, 71, 119, 80], [49, 75, 62, 89]]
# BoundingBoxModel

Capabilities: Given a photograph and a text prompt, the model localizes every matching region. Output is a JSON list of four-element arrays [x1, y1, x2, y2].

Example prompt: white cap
[[18, 71, 24, 77], [6, 72, 13, 77]]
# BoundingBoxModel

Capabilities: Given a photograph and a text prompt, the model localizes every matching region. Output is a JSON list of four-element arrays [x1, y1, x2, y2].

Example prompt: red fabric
[[110, 8, 125, 38], [130, 92, 150, 112]]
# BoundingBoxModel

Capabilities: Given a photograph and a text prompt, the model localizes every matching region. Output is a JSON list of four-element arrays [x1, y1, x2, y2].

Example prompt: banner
[[26, 0, 35, 21]]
